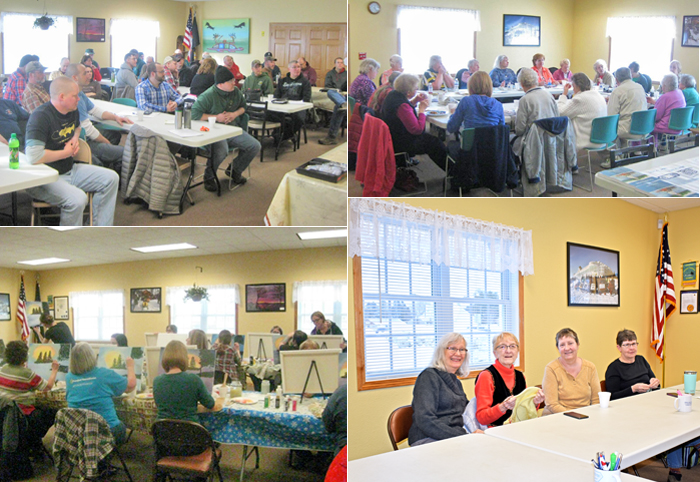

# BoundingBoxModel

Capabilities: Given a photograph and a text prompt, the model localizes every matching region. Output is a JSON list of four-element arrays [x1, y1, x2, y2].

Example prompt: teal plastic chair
[[112, 98, 137, 107], [626, 109, 656, 150], [660, 106, 695, 151], [444, 128, 475, 196], [691, 103, 699, 128], [575, 114, 619, 192], [348, 96, 356, 117]]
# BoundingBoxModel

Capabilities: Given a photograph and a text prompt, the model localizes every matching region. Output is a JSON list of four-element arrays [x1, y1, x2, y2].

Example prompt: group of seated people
[[409, 328, 699, 481], [348, 53, 697, 182]]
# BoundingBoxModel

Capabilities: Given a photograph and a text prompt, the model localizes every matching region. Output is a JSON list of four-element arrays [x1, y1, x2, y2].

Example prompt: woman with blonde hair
[[187, 329, 209, 350], [531, 53, 555, 85], [408, 332, 482, 446], [190, 57, 218, 96], [447, 71, 504, 133], [593, 59, 615, 87], [552, 59, 573, 84], [474, 332, 544, 427]]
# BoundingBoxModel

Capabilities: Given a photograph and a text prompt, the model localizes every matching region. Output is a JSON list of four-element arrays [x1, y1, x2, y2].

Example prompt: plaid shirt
[[135, 78, 183, 113], [163, 68, 179, 89], [53, 408, 114, 479], [213, 343, 241, 379], [21, 82, 50, 113], [2, 70, 27, 105]]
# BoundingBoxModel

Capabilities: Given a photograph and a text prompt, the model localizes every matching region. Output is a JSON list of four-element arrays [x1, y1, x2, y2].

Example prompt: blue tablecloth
[[198, 398, 335, 451]]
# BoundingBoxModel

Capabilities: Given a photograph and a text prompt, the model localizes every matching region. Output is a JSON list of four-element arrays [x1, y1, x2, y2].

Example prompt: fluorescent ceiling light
[[18, 257, 70, 266], [47, 227, 82, 231], [130, 243, 198, 253], [297, 229, 347, 240]]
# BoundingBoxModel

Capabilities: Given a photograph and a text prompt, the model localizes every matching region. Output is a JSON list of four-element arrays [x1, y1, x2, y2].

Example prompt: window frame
[[353, 256, 525, 391], [166, 285, 240, 336], [70, 289, 126, 343]]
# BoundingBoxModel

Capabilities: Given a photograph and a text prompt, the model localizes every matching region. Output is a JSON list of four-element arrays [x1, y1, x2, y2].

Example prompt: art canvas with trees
[[98, 346, 145, 391], [157, 348, 216, 393], [28, 343, 71, 382]]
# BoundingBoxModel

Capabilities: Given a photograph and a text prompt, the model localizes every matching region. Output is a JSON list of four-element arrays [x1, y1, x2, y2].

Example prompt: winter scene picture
[[568, 243, 620, 306]]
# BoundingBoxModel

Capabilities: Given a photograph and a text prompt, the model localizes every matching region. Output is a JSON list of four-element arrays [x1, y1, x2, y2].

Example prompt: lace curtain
[[349, 199, 534, 276], [606, 16, 675, 39], [292, 280, 348, 335]]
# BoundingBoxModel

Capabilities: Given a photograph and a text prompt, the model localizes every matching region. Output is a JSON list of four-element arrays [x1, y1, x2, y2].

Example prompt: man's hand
[[501, 81, 506, 87], [166, 101, 178, 113], [63, 133, 80, 159], [114, 115, 133, 126]]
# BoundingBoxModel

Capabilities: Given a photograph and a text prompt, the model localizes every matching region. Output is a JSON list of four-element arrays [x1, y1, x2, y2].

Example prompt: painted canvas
[[28, 343, 71, 382], [98, 346, 145, 391], [76, 17, 105, 42], [567, 242, 620, 307], [26, 301, 44, 327], [246, 283, 286, 312], [157, 348, 216, 392], [202, 18, 250, 54], [0, 294, 9, 321]]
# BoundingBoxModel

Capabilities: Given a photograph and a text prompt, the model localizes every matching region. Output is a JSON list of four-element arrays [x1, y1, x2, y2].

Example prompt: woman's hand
[[500, 81, 506, 87], [51, 359, 60, 373], [417, 98, 430, 114], [499, 395, 517, 412], [471, 429, 485, 434], [649, 378, 661, 389], [533, 389, 545, 406], [563, 83, 570, 96], [632, 383, 651, 393]]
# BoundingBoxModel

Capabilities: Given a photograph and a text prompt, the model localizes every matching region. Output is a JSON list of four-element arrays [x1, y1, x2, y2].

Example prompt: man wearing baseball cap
[[191, 66, 260, 192], [3, 54, 39, 105], [263, 52, 281, 87], [21, 61, 50, 114], [242, 60, 273, 96], [162, 56, 180, 90]]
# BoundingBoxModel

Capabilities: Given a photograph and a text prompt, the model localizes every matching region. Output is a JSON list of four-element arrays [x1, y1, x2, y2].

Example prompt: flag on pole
[[17, 275, 30, 342], [189, 11, 200, 63], [184, 8, 200, 62], [35, 277, 41, 302], [651, 222, 676, 361], [183, 8, 193, 50]]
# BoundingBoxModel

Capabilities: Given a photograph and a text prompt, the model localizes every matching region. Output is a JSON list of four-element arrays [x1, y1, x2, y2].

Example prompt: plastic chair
[[152, 419, 224, 482], [444, 128, 475, 196], [246, 100, 282, 162], [626, 109, 656, 150], [348, 96, 356, 117], [576, 114, 619, 192], [387, 405, 413, 451], [659, 106, 695, 152], [691, 103, 699, 128], [31, 138, 94, 226], [112, 97, 137, 107]]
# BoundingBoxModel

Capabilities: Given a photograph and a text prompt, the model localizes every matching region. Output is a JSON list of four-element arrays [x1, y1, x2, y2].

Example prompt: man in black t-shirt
[[25, 77, 118, 226], [33, 313, 75, 346]]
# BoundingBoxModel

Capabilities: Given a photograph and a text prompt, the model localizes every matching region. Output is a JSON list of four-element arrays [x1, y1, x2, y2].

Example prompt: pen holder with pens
[[593, 468, 621, 482]]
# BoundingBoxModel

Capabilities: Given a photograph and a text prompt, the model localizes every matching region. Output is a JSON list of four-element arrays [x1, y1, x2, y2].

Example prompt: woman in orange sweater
[[474, 332, 544, 426], [531, 53, 555, 86]]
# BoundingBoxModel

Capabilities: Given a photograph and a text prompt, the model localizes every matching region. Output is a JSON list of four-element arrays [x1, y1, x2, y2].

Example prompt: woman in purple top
[[552, 59, 573, 84], [349, 58, 380, 107], [648, 74, 686, 137]]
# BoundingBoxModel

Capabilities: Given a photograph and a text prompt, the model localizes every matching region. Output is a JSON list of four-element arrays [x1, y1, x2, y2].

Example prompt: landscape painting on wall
[[202, 18, 250, 54]]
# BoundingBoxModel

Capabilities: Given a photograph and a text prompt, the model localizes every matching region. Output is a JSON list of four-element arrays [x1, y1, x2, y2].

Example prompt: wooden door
[[270, 23, 347, 87]]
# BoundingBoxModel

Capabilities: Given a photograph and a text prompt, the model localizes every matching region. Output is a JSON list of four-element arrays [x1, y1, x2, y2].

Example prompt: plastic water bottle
[[9, 133, 19, 170], [428, 83, 433, 95]]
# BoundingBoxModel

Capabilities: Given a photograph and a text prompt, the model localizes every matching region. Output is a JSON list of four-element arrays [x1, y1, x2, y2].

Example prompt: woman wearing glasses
[[474, 332, 544, 426], [605, 329, 660, 400], [408, 332, 481, 446], [542, 328, 601, 415]]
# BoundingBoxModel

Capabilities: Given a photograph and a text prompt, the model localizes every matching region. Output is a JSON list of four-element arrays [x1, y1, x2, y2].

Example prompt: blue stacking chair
[[659, 106, 694, 152], [575, 114, 619, 192], [626, 109, 656, 151]]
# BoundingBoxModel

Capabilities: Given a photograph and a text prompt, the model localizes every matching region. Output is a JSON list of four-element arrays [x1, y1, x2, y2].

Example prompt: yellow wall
[[0, 0, 187, 74], [349, 0, 697, 87], [348, 199, 700, 461], [193, 0, 347, 76], [573, 0, 699, 84], [0, 247, 346, 351]]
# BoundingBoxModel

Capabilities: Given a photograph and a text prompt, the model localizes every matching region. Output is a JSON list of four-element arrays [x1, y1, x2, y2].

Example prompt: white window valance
[[349, 199, 534, 276], [397, 5, 480, 32], [110, 18, 160, 38], [166, 284, 240, 305], [606, 16, 676, 39]]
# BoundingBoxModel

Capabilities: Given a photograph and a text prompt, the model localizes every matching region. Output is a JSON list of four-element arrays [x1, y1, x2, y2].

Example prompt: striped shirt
[[164, 68, 179, 89], [0, 364, 48, 413], [135, 78, 183, 114]]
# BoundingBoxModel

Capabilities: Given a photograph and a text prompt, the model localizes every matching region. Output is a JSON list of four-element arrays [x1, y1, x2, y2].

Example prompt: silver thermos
[[175, 106, 183, 129], [183, 104, 192, 129]]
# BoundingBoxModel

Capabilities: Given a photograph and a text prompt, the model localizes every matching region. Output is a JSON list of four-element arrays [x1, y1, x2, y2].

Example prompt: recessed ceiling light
[[18, 257, 70, 266], [130, 243, 198, 253], [46, 227, 82, 231], [297, 229, 347, 240]]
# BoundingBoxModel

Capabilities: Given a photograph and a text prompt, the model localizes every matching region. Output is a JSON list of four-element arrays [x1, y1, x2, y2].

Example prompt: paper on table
[[169, 129, 204, 137]]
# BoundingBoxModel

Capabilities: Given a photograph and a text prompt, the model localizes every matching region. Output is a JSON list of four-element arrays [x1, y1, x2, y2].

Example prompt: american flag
[[17, 274, 30, 342], [651, 222, 676, 361], [183, 9, 193, 50]]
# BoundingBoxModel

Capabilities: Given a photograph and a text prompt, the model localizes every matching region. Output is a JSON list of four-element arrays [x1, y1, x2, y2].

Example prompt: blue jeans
[[88, 139, 124, 167], [327, 90, 347, 139], [667, 437, 700, 469], [205, 131, 261, 180], [26, 163, 119, 226]]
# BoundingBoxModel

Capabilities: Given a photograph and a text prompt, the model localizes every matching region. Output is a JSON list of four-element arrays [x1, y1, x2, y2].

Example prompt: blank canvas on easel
[[280, 348, 341, 395]]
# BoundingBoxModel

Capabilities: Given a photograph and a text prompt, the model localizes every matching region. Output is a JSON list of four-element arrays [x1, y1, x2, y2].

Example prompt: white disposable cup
[[675, 393, 693, 412], [217, 384, 229, 399], [594, 468, 622, 482], [208, 117, 217, 128], [137, 110, 144, 121], [598, 391, 611, 408]]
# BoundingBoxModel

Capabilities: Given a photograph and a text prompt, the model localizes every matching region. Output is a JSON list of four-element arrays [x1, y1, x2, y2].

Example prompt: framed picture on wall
[[0, 293, 10, 321], [54, 296, 69, 320], [130, 288, 162, 313], [567, 242, 620, 307], [680, 291, 698, 314], [76, 17, 105, 42], [682, 16, 699, 47], [503, 15, 541, 47], [202, 18, 250, 54], [246, 283, 286, 312]]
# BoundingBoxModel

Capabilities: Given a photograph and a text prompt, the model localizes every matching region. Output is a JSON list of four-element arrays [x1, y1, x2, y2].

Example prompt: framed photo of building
[[682, 16, 699, 47], [0, 294, 10, 321], [503, 15, 541, 47], [567, 242, 620, 307]]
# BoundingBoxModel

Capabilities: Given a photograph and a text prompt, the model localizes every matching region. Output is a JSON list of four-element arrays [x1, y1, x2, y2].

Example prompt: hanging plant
[[184, 284, 209, 302], [33, 14, 55, 30]]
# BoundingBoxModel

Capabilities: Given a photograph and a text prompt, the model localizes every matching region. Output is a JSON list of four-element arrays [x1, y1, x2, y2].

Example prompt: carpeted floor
[[1, 121, 346, 227], [26, 427, 329, 482]]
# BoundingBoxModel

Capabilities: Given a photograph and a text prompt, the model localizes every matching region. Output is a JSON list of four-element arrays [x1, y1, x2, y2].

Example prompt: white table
[[91, 98, 243, 213], [264, 143, 347, 226], [486, 385, 700, 469], [0, 145, 58, 225], [348, 432, 648, 482], [423, 102, 518, 131], [594, 147, 699, 197], [177, 86, 190, 95]]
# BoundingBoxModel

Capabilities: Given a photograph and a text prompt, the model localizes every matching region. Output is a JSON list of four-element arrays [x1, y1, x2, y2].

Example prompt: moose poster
[[202, 18, 250, 54]]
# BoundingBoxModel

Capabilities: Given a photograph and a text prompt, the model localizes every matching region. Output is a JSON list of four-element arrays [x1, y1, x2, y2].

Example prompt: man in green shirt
[[242, 60, 273, 97], [191, 66, 261, 192]]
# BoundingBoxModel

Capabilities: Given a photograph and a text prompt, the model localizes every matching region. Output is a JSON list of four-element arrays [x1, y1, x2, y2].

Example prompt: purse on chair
[[393, 167, 419, 192]]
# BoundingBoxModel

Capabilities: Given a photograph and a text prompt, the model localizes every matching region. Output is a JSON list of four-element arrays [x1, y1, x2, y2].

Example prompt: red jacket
[[356, 114, 396, 197], [227, 62, 245, 89], [324, 445, 347, 482]]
